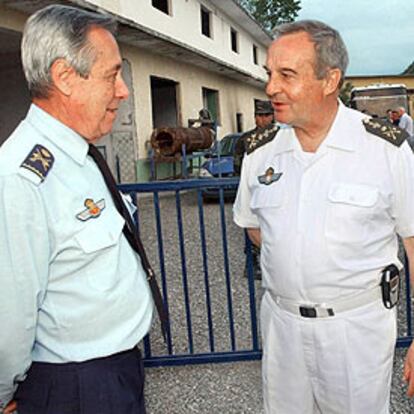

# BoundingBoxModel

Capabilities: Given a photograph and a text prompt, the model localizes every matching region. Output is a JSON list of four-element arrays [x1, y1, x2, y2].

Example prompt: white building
[[0, 0, 272, 181]]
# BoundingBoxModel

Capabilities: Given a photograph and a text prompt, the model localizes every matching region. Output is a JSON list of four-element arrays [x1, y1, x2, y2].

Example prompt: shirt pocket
[[328, 183, 379, 208], [250, 185, 286, 243], [250, 185, 285, 211], [74, 211, 124, 254], [325, 183, 380, 266], [74, 211, 125, 291]]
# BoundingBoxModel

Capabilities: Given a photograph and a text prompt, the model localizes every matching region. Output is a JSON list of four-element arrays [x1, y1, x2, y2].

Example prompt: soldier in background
[[234, 100, 275, 175], [234, 100, 278, 280]]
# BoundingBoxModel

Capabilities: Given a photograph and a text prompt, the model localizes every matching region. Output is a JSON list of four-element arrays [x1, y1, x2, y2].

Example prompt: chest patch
[[258, 167, 283, 185], [76, 198, 106, 221]]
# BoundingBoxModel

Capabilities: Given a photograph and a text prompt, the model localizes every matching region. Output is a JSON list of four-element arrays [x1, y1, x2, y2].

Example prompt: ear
[[323, 68, 342, 96], [50, 58, 77, 96]]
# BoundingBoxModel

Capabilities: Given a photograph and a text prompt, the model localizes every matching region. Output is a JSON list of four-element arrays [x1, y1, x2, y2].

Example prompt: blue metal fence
[[118, 178, 413, 367]]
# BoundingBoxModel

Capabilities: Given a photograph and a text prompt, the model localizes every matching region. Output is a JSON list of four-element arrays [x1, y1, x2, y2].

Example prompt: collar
[[26, 104, 89, 165], [272, 101, 361, 155], [270, 125, 297, 155], [321, 100, 361, 152]]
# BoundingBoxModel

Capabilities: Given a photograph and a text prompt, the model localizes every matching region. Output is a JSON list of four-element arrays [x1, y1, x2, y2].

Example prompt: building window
[[253, 45, 258, 65], [152, 0, 169, 15], [202, 87, 220, 124], [201, 6, 211, 38], [231, 28, 238, 53], [236, 113, 243, 133]]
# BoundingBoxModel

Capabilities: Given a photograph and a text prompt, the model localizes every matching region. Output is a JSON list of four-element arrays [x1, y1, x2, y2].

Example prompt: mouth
[[272, 102, 288, 111], [106, 108, 118, 114]]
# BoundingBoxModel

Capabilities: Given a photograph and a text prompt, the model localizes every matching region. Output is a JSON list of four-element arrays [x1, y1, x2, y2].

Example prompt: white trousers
[[260, 291, 397, 414]]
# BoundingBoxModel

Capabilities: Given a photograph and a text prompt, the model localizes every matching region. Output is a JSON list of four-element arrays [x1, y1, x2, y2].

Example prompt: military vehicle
[[350, 83, 409, 118]]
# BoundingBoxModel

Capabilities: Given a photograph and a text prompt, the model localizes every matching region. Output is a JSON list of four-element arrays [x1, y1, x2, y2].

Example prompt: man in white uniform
[[234, 20, 414, 413], [396, 106, 414, 144]]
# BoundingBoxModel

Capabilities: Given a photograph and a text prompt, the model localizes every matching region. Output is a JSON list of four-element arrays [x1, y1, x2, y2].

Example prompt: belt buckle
[[299, 306, 317, 318]]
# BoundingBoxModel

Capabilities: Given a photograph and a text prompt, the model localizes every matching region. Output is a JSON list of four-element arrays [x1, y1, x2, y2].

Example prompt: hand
[[3, 400, 17, 414], [404, 342, 414, 397]]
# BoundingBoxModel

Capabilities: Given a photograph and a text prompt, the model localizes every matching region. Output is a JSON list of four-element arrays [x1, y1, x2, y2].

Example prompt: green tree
[[339, 81, 354, 107], [402, 61, 414, 75], [238, 0, 301, 32]]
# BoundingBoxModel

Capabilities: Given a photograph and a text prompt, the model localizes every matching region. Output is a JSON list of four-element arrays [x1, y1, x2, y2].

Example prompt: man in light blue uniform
[[0, 5, 155, 414]]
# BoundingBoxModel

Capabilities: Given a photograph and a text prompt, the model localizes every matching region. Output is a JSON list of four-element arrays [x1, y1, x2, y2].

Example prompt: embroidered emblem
[[76, 198, 106, 221], [20, 144, 54, 181], [362, 118, 407, 147], [258, 167, 283, 185]]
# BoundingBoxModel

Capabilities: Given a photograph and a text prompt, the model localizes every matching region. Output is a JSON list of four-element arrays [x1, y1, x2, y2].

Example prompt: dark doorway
[[0, 28, 31, 145], [150, 76, 179, 128]]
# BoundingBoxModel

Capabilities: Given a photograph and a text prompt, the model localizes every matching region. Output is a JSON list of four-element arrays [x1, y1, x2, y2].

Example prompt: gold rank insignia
[[20, 144, 54, 181], [246, 124, 280, 155], [362, 118, 407, 147], [76, 198, 106, 221], [258, 167, 283, 185]]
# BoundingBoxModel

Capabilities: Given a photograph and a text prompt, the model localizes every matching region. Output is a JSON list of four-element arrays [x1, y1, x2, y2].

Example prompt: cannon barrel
[[151, 127, 214, 157]]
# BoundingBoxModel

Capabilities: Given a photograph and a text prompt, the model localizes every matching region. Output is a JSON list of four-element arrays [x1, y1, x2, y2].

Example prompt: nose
[[116, 74, 129, 100], [265, 74, 281, 98]]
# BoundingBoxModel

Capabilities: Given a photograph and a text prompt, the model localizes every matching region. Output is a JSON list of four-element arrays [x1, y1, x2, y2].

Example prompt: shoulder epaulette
[[20, 144, 54, 183], [246, 124, 280, 155], [362, 118, 407, 147]]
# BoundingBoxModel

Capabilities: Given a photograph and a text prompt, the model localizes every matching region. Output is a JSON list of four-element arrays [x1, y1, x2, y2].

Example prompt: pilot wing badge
[[258, 167, 283, 185], [76, 198, 106, 221]]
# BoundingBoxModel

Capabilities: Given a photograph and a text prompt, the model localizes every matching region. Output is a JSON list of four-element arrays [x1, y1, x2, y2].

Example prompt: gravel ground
[[133, 190, 414, 414]]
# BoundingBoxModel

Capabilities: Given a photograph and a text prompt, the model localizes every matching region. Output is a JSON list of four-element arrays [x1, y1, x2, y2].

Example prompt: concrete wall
[[121, 42, 266, 158], [121, 42, 266, 180], [88, 0, 268, 81]]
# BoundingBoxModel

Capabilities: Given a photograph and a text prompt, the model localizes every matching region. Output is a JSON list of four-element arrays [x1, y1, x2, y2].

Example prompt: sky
[[296, 0, 414, 76]]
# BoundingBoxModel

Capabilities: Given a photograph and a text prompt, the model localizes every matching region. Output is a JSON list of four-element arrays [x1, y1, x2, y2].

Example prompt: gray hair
[[273, 20, 349, 88], [21, 5, 117, 99]]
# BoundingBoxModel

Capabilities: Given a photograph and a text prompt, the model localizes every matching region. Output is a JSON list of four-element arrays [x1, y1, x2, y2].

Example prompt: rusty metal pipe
[[151, 127, 214, 156]]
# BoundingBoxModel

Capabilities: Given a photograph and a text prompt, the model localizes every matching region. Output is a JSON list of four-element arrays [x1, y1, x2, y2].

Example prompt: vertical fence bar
[[153, 191, 173, 353], [245, 233, 260, 351], [218, 187, 236, 351], [197, 189, 215, 352], [175, 190, 194, 353], [132, 192, 152, 358]]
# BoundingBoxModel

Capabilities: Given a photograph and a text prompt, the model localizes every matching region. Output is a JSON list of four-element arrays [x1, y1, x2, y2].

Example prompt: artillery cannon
[[150, 126, 214, 157]]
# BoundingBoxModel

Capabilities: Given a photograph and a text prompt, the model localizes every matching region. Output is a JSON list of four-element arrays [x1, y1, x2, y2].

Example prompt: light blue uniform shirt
[[0, 104, 154, 407]]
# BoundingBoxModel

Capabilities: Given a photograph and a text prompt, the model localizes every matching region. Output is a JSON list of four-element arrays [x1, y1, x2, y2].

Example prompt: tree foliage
[[238, 0, 301, 32], [339, 81, 354, 107], [402, 61, 414, 75]]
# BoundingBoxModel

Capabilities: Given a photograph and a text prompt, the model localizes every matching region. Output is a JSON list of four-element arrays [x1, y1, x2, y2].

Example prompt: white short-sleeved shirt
[[234, 103, 414, 302], [400, 112, 413, 138]]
